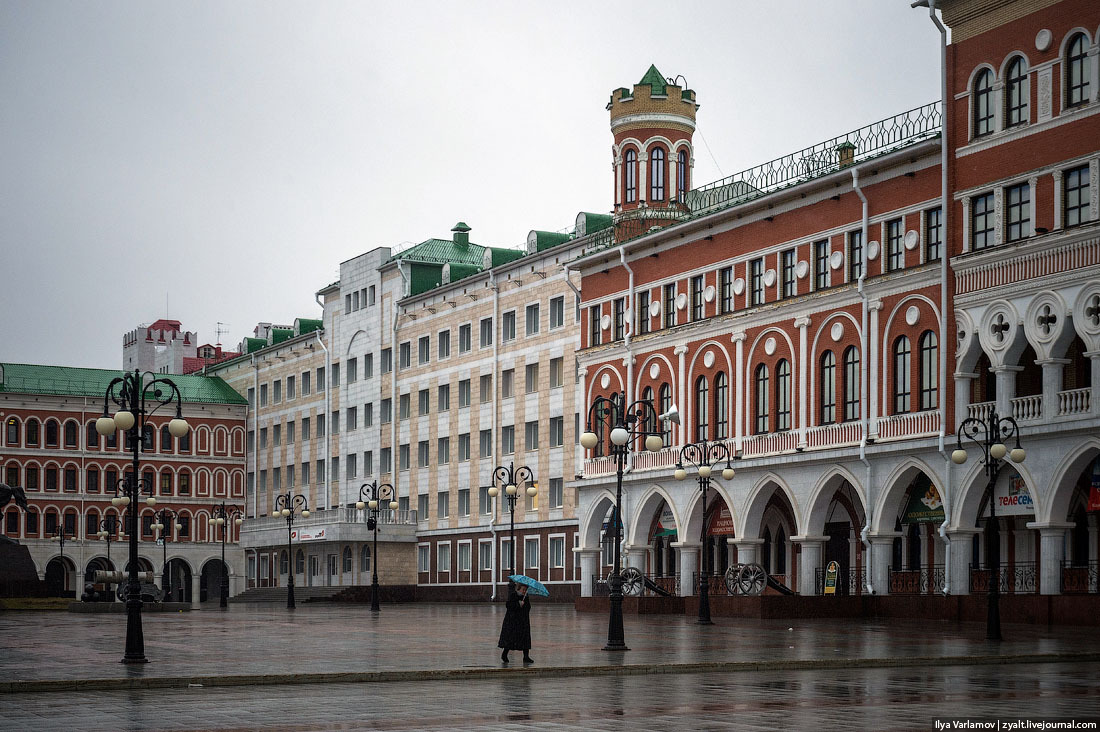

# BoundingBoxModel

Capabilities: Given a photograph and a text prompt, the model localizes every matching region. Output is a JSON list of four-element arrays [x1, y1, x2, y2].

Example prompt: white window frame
[[457, 540, 472, 572], [549, 534, 566, 569]]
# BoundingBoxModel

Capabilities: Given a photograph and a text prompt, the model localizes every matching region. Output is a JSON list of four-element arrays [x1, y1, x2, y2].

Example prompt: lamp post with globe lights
[[951, 409, 1025, 642], [674, 439, 735, 624], [488, 463, 536, 586], [94, 369, 190, 663], [581, 391, 669, 652], [50, 526, 76, 596], [150, 508, 181, 600], [97, 514, 120, 565], [356, 481, 397, 612], [273, 492, 310, 609], [211, 502, 244, 608]]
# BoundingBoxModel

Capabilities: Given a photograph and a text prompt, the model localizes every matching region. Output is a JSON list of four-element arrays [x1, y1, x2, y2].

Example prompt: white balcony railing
[[242, 506, 417, 532], [804, 422, 863, 450], [875, 410, 940, 441], [583, 455, 618, 479], [741, 430, 799, 458], [632, 446, 681, 473], [1011, 394, 1043, 421], [1058, 388, 1091, 416]]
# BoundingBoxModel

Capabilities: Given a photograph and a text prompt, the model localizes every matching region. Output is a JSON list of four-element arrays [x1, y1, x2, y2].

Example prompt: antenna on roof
[[215, 322, 229, 347], [667, 74, 688, 88]]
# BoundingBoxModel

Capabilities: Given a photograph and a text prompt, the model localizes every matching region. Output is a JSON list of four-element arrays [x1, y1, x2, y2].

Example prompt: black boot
[[522, 654, 533, 664], [501, 651, 509, 663]]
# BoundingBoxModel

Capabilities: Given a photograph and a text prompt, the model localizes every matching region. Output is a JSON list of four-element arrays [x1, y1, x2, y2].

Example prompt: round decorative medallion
[[600, 372, 611, 389], [649, 299, 661, 318], [675, 292, 688, 310], [867, 240, 880, 260], [795, 260, 809, 279], [703, 285, 715, 303], [600, 313, 611, 330], [703, 351, 715, 368], [1035, 28, 1052, 52], [763, 269, 777, 287], [905, 306, 920, 326], [764, 337, 777, 356], [829, 250, 843, 270], [904, 230, 919, 251], [649, 362, 660, 379], [830, 322, 844, 342], [733, 278, 745, 295]]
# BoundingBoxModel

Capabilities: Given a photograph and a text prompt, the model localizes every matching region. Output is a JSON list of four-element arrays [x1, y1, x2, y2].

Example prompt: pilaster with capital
[[1027, 522, 1075, 595], [673, 542, 699, 597], [792, 535, 828, 595], [674, 344, 689, 448], [732, 333, 746, 452], [576, 548, 600, 597], [868, 300, 883, 437], [795, 316, 810, 448]]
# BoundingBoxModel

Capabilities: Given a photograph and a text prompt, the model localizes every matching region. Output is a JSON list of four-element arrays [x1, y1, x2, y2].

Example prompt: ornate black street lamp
[[674, 439, 735, 624], [581, 391, 667, 652], [151, 508, 181, 600], [952, 409, 1026, 642], [50, 525, 75, 596], [273, 492, 310, 609], [95, 369, 190, 664], [211, 502, 244, 608], [488, 463, 536, 584], [356, 481, 397, 612], [96, 514, 121, 566]]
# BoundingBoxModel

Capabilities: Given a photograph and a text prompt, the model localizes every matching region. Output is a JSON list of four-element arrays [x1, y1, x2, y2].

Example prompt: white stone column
[[946, 529, 979, 595], [792, 535, 827, 595], [1027, 522, 1074, 595], [576, 548, 599, 597], [1052, 169, 1064, 229], [614, 158, 622, 208], [732, 332, 746, 452], [994, 365, 1021, 419], [675, 344, 688, 449], [868, 300, 883, 439], [795, 316, 810, 448], [191, 573, 202, 607], [961, 198, 972, 253], [733, 538, 763, 566], [1089, 514, 1099, 593], [624, 545, 648, 574], [867, 534, 898, 595], [1091, 46, 1100, 105], [1038, 359, 1068, 420], [638, 151, 649, 205], [1087, 352, 1100, 416], [954, 372, 977, 430], [992, 81, 1005, 134], [673, 542, 699, 596]]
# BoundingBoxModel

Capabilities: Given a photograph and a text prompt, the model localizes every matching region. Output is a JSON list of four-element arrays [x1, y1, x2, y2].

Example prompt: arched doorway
[[84, 557, 115, 601], [200, 559, 228, 603], [45, 556, 76, 597], [1055, 452, 1099, 594], [821, 483, 864, 596], [964, 466, 1037, 595], [164, 558, 193, 602], [890, 472, 946, 595]]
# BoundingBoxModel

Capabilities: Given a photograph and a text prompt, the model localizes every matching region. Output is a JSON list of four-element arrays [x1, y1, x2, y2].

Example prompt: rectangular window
[[437, 492, 449, 519], [972, 192, 995, 250], [418, 389, 430, 416], [438, 330, 450, 359], [418, 545, 429, 572], [479, 374, 492, 402], [781, 249, 796, 298], [399, 444, 409, 471], [613, 298, 626, 340], [286, 375, 295, 400], [332, 364, 339, 387], [459, 433, 472, 461], [663, 284, 676, 328], [526, 303, 540, 336], [302, 462, 310, 485], [550, 357, 563, 389], [502, 425, 515, 455], [331, 410, 340, 434], [480, 317, 494, 347], [848, 230, 865, 282], [302, 417, 310, 440], [346, 406, 357, 431], [347, 358, 358, 383], [438, 384, 450, 411], [924, 207, 941, 262], [363, 452, 371, 477], [458, 488, 470, 517], [247, 387, 255, 409], [364, 354, 373, 378], [1006, 182, 1030, 242], [273, 424, 282, 446], [502, 369, 514, 399], [550, 296, 564, 329], [588, 305, 602, 346], [549, 477, 564, 508], [399, 342, 411, 370], [316, 459, 325, 483], [459, 323, 471, 353], [380, 398, 392, 424], [367, 285, 376, 305], [502, 311, 516, 342], [549, 416, 564, 447], [260, 427, 268, 449], [480, 541, 493, 569], [751, 259, 764, 305], [287, 421, 295, 444], [636, 290, 651, 335], [399, 394, 410, 420], [364, 403, 373, 427], [380, 447, 391, 474], [260, 384, 268, 407], [438, 437, 450, 464], [317, 413, 325, 436], [459, 379, 471, 408], [418, 440, 430, 468], [302, 371, 311, 395], [525, 363, 539, 394], [418, 336, 430, 365], [317, 366, 326, 391], [525, 420, 539, 451], [479, 429, 491, 458], [886, 219, 904, 272], [273, 380, 282, 403], [525, 538, 539, 572], [1065, 165, 1091, 228], [458, 542, 471, 571], [417, 495, 428, 521], [550, 537, 565, 569], [380, 348, 392, 374], [691, 275, 705, 321], [347, 453, 357, 479], [719, 267, 733, 314], [815, 239, 831, 287]]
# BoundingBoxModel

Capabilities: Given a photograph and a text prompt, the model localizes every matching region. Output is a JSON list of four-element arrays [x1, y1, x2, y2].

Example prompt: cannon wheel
[[724, 564, 744, 595], [737, 563, 768, 596], [607, 567, 644, 596]]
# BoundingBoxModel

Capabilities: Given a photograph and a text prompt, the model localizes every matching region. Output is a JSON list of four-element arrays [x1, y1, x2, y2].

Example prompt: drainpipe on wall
[[618, 246, 635, 474], [394, 264, 409, 526], [852, 166, 875, 595]]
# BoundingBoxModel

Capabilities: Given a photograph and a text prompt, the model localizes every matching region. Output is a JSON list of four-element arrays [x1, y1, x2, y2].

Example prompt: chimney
[[836, 142, 856, 168], [452, 221, 471, 249]]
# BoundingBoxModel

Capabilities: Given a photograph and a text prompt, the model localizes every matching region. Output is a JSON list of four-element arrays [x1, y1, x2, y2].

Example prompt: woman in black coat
[[498, 584, 533, 663]]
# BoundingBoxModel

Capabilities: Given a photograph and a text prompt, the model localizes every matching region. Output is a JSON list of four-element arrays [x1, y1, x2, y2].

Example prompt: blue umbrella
[[508, 574, 549, 597]]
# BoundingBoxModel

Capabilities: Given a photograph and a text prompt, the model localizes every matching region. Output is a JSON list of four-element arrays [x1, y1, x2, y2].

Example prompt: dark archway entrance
[[200, 559, 227, 603], [164, 558, 193, 602], [45, 556, 76, 597]]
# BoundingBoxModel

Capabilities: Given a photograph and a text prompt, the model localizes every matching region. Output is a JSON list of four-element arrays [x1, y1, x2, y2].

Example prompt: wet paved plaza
[[2, 603, 1099, 730]]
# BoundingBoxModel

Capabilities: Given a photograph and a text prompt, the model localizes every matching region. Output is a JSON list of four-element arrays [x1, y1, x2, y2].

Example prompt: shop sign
[[1089, 457, 1100, 512], [652, 506, 676, 539], [707, 504, 736, 536], [291, 527, 327, 541], [824, 560, 839, 595], [987, 475, 1034, 516], [903, 477, 945, 524]]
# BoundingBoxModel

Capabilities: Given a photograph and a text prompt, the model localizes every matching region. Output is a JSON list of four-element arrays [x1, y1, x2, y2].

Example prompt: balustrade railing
[[804, 422, 863, 450], [242, 506, 417, 532], [1058, 388, 1091, 416], [969, 562, 1037, 594], [967, 401, 994, 422], [814, 567, 867, 596], [1011, 394, 1042, 421], [955, 237, 1100, 295], [582, 455, 618, 479], [631, 446, 681, 473], [741, 430, 799, 458], [888, 565, 945, 594], [875, 410, 940, 441], [1060, 561, 1098, 594]]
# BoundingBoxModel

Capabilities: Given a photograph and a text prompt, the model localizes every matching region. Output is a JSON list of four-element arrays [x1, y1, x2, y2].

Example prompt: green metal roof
[[485, 247, 525, 267], [270, 328, 293, 345], [409, 262, 446, 296], [0, 363, 248, 405], [295, 319, 322, 335], [392, 238, 490, 266], [529, 231, 572, 253], [638, 64, 666, 95]]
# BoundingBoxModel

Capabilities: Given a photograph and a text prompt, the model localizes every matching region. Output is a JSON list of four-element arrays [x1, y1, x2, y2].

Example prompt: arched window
[[178, 469, 192, 496], [714, 372, 728, 440], [754, 364, 770, 434], [361, 544, 372, 572], [694, 376, 709, 441], [295, 549, 305, 574], [677, 149, 688, 199], [641, 386, 657, 439], [1066, 33, 1091, 108], [973, 69, 994, 137], [776, 360, 791, 432], [26, 419, 39, 446], [280, 550, 289, 575], [178, 429, 191, 453], [85, 421, 98, 449], [650, 147, 666, 201], [624, 149, 637, 203], [1005, 56, 1029, 126], [63, 421, 77, 448], [658, 383, 673, 445], [161, 425, 173, 453], [919, 331, 938, 410], [160, 470, 173, 496], [775, 526, 787, 574], [843, 346, 860, 422], [894, 336, 912, 413], [142, 425, 154, 451], [5, 418, 18, 446], [5, 462, 18, 487], [342, 546, 352, 573], [820, 351, 836, 424], [45, 420, 59, 448]]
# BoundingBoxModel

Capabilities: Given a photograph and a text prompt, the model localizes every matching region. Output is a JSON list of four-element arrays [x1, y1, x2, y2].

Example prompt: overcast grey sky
[[0, 1, 942, 370]]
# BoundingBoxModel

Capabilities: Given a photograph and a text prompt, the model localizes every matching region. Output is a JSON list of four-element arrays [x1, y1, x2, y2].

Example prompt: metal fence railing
[[889, 565, 946, 595], [969, 562, 1038, 594], [1060, 561, 1098, 594], [814, 567, 867, 596]]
